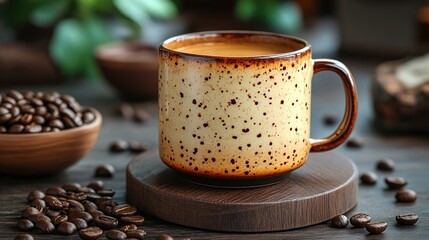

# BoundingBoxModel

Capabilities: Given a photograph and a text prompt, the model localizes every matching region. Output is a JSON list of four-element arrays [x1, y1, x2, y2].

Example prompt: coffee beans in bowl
[[0, 90, 102, 176]]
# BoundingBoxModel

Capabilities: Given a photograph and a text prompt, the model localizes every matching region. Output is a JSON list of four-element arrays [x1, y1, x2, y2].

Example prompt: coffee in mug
[[158, 31, 358, 187]]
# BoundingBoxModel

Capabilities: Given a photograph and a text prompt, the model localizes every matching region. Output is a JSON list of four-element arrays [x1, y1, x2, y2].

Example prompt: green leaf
[[30, 0, 71, 27], [81, 16, 112, 48], [50, 19, 89, 77], [137, 0, 177, 19], [235, 0, 257, 21], [113, 0, 149, 27], [2, 0, 46, 28]]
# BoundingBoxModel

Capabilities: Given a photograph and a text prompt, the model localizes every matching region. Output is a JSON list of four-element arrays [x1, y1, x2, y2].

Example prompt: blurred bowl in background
[[0, 108, 102, 176], [95, 42, 158, 101]]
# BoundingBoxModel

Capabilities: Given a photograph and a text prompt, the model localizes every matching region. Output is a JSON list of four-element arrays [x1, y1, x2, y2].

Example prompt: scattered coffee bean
[[350, 213, 371, 228], [385, 176, 407, 189], [97, 189, 116, 197], [118, 224, 138, 232], [16, 219, 34, 231], [109, 140, 129, 153], [106, 229, 127, 240], [331, 214, 348, 228], [14, 234, 34, 240], [27, 190, 45, 202], [126, 229, 146, 239], [69, 218, 88, 230], [395, 189, 417, 203], [376, 158, 395, 171], [43, 195, 63, 210], [95, 164, 115, 178], [79, 186, 96, 194], [365, 221, 387, 234], [88, 210, 105, 219], [35, 219, 55, 233], [45, 209, 60, 219], [395, 213, 419, 225], [346, 137, 363, 148], [83, 200, 99, 212], [51, 214, 68, 226], [0, 90, 96, 133], [133, 108, 151, 123], [45, 186, 66, 197], [69, 211, 93, 223], [129, 141, 148, 153], [112, 204, 137, 217], [114, 103, 134, 119], [68, 199, 85, 211], [120, 215, 145, 226], [29, 199, 46, 208], [27, 213, 51, 223], [323, 114, 338, 125], [79, 226, 103, 240], [94, 215, 119, 229], [62, 182, 82, 192], [87, 180, 104, 191], [57, 222, 77, 235], [157, 234, 174, 240], [21, 207, 42, 219], [360, 172, 377, 185]]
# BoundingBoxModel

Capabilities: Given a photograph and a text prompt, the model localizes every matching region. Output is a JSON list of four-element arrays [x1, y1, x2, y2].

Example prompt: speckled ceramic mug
[[159, 31, 358, 187]]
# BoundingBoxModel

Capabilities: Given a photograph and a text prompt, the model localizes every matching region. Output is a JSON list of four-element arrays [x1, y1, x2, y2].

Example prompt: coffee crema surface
[[174, 42, 293, 57]]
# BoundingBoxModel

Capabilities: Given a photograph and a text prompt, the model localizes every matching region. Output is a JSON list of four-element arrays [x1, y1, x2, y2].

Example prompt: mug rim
[[160, 30, 311, 59]]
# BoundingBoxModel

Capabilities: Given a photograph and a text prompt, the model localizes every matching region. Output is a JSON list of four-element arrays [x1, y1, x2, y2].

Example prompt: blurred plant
[[235, 0, 302, 34], [1, 0, 177, 79]]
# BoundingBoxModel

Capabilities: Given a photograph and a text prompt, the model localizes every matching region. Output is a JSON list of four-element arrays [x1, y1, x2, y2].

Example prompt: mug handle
[[310, 59, 358, 152]]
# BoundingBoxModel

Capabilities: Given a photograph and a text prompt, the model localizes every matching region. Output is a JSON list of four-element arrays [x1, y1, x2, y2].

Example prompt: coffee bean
[[109, 140, 129, 152], [83, 110, 96, 124], [87, 180, 104, 191], [20, 207, 40, 219], [126, 229, 146, 239], [24, 122, 42, 133], [118, 224, 137, 232], [7, 90, 24, 100], [365, 221, 387, 234], [16, 219, 35, 231], [86, 193, 103, 202], [120, 215, 145, 226], [83, 200, 99, 212], [114, 103, 134, 119], [67, 199, 85, 211], [43, 196, 63, 210], [0, 125, 6, 132], [376, 158, 395, 171], [29, 199, 46, 208], [69, 211, 93, 223], [0, 113, 11, 124], [133, 108, 151, 123], [129, 141, 148, 153], [51, 214, 68, 226], [79, 186, 96, 194], [79, 226, 103, 240], [57, 221, 77, 235], [14, 234, 34, 240], [157, 234, 174, 240], [97, 189, 116, 197], [69, 218, 88, 230], [45, 209, 61, 218], [106, 229, 127, 240], [8, 124, 24, 133], [346, 137, 363, 148], [331, 214, 348, 228], [95, 164, 115, 178], [27, 213, 50, 223], [360, 172, 377, 185], [67, 192, 88, 202], [27, 190, 45, 202], [395, 189, 417, 203], [385, 176, 407, 189], [88, 210, 104, 219], [33, 115, 45, 125], [395, 213, 419, 225], [94, 215, 119, 229], [323, 114, 338, 125], [350, 213, 371, 228], [36, 219, 55, 233], [45, 186, 66, 197], [112, 204, 137, 217]]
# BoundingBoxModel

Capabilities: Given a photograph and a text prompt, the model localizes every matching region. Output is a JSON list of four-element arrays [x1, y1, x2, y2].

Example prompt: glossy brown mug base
[[178, 171, 292, 188]]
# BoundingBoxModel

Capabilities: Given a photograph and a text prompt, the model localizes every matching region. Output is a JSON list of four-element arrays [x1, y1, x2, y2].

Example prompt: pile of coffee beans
[[0, 90, 96, 133], [331, 158, 419, 235], [15, 181, 150, 239]]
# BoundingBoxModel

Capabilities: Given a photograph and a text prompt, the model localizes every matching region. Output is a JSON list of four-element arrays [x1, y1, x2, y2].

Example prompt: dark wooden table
[[1, 24, 428, 240]]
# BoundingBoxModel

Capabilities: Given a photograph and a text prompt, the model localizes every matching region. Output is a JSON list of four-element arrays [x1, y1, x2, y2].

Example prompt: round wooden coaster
[[126, 151, 358, 232]]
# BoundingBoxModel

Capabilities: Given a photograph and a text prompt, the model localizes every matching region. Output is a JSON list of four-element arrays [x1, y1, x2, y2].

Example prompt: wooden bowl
[[95, 42, 158, 101], [0, 109, 102, 176]]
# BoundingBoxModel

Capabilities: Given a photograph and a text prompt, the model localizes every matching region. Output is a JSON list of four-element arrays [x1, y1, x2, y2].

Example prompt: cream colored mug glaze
[[159, 31, 358, 180]]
